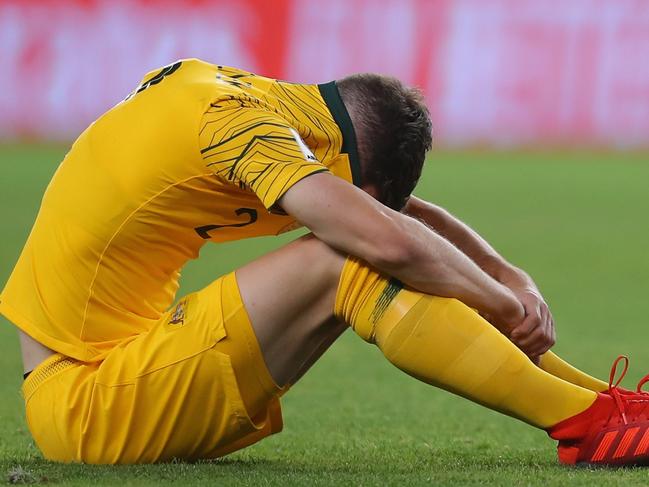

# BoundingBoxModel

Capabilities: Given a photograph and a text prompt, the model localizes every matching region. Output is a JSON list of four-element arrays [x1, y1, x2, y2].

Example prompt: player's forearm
[[279, 175, 523, 327], [377, 214, 524, 330], [404, 196, 537, 291]]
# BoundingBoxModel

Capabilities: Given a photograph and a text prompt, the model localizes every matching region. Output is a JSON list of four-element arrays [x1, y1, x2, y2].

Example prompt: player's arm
[[403, 195, 555, 357], [279, 173, 524, 333], [199, 110, 521, 334]]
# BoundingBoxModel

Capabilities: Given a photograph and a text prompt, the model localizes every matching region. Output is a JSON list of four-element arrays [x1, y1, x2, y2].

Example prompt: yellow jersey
[[0, 58, 362, 362]]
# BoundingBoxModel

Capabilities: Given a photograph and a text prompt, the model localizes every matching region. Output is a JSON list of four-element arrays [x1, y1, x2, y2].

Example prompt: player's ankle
[[547, 393, 610, 441]]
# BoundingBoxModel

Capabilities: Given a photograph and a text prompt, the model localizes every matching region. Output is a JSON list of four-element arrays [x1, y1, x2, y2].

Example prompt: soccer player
[[2, 59, 648, 465]]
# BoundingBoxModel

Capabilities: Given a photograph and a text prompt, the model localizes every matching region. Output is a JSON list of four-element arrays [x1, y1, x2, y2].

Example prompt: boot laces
[[636, 372, 649, 395], [608, 355, 629, 425], [608, 355, 649, 426]]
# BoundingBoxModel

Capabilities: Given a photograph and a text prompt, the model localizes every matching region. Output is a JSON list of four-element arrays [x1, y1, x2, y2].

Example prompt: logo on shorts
[[169, 300, 186, 325]]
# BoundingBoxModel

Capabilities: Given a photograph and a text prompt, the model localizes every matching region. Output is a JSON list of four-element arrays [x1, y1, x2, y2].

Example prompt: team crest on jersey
[[168, 300, 187, 325]]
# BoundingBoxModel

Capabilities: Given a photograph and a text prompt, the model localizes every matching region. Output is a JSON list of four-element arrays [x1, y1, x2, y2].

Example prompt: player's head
[[337, 74, 432, 210]]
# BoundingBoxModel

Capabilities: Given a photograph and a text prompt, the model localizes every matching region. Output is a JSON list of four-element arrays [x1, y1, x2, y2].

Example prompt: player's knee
[[296, 233, 346, 280]]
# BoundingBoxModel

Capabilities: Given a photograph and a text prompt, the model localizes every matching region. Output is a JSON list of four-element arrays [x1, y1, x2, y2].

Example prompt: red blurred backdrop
[[1, 0, 648, 146]]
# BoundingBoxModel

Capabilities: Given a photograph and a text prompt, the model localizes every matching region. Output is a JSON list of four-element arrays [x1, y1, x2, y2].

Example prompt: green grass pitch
[[1, 144, 649, 485]]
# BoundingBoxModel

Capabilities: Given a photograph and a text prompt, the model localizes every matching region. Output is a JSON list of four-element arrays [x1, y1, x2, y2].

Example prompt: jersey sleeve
[[199, 106, 330, 209]]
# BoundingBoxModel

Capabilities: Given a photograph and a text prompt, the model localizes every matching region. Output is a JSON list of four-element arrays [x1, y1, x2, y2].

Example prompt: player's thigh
[[235, 233, 346, 384], [236, 233, 344, 322]]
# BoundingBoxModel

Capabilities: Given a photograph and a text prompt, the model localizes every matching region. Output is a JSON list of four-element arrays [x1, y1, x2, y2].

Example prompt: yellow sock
[[539, 352, 609, 392], [334, 258, 597, 429]]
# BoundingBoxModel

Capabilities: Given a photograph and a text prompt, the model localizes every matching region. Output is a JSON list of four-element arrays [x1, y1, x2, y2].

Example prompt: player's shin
[[334, 257, 597, 429]]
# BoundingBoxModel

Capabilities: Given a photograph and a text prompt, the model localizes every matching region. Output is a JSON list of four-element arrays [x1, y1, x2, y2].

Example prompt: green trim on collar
[[317, 81, 362, 187]]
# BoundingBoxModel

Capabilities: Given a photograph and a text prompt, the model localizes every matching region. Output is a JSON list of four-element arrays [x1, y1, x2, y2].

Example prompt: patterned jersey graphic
[[198, 65, 343, 209]]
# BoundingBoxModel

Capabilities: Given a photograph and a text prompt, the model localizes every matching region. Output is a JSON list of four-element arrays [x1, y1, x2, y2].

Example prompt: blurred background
[[1, 1, 649, 483], [2, 0, 649, 146]]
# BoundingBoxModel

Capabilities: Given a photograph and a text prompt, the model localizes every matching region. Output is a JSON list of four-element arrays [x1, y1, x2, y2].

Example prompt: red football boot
[[548, 356, 649, 466]]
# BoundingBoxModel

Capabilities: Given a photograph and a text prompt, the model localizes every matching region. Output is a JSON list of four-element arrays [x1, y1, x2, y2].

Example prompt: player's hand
[[509, 288, 556, 360]]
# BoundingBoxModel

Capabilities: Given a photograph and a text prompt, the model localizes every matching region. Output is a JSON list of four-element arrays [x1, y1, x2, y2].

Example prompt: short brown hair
[[337, 74, 432, 210]]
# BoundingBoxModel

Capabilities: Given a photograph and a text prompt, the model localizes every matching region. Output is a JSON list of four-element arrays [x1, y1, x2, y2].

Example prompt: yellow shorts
[[21, 272, 283, 464]]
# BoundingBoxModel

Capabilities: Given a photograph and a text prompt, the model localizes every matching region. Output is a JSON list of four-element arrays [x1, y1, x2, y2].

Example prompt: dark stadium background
[[1, 1, 648, 484]]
